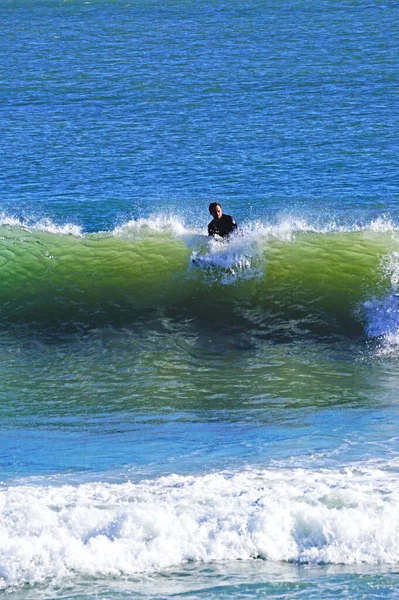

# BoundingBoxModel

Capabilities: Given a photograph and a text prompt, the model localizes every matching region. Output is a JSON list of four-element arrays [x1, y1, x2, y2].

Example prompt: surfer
[[208, 202, 238, 238]]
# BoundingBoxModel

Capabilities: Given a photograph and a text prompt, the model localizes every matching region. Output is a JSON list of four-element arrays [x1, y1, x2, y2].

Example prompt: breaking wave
[[1, 213, 399, 339]]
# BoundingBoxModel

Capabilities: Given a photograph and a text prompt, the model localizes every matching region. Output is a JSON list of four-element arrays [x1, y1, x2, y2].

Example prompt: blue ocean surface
[[1, 0, 399, 598]]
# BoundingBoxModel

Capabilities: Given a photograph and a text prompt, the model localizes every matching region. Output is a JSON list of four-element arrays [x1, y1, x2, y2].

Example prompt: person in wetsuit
[[208, 202, 238, 238]]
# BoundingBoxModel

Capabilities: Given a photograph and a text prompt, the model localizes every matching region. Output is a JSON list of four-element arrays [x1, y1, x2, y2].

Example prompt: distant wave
[[2, 465, 399, 590], [1, 214, 399, 339]]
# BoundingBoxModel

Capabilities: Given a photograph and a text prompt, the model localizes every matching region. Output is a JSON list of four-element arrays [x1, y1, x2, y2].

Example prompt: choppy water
[[1, 0, 399, 598]]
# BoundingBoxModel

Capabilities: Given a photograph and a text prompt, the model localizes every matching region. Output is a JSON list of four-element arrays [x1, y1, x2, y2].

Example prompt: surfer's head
[[209, 202, 222, 220]]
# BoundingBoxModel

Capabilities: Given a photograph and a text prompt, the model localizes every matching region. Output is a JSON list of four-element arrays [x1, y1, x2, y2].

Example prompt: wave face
[[0, 217, 398, 338], [1, 465, 399, 590]]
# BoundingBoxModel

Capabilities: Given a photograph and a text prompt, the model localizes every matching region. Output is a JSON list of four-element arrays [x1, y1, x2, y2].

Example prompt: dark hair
[[209, 202, 221, 214]]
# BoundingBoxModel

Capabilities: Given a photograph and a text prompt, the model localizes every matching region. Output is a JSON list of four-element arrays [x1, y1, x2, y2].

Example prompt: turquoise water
[[2, 0, 399, 598]]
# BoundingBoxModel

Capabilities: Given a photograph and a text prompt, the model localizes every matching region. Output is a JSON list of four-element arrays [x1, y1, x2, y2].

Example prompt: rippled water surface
[[1, 0, 399, 597]]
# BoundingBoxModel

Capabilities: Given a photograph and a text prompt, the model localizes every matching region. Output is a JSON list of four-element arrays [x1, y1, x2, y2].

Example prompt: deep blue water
[[1, 0, 398, 231]]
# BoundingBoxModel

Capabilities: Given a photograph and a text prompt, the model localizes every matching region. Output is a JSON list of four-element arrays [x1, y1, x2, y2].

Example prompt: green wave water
[[1, 220, 397, 336]]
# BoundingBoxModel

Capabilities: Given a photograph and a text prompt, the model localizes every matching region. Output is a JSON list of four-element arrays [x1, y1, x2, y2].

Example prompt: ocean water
[[1, 0, 399, 598]]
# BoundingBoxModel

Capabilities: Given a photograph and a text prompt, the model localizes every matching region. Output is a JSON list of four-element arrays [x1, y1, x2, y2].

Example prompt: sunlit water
[[1, 0, 399, 597]]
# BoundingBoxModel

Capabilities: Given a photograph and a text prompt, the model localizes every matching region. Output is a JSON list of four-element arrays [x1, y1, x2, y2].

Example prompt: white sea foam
[[190, 225, 266, 283], [363, 294, 399, 357], [362, 251, 399, 354], [369, 217, 398, 233], [0, 214, 83, 236], [113, 215, 190, 238], [1, 212, 399, 240], [363, 296, 399, 337], [242, 215, 399, 239], [33, 219, 83, 236], [2, 466, 399, 590], [0, 214, 25, 228]]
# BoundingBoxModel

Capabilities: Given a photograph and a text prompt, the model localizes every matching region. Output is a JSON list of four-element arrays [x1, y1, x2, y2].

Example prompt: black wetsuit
[[208, 214, 238, 238]]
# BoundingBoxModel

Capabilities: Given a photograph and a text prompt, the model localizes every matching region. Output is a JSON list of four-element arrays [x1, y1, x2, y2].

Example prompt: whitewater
[[3, 466, 399, 590]]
